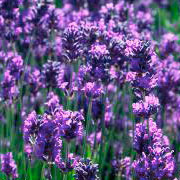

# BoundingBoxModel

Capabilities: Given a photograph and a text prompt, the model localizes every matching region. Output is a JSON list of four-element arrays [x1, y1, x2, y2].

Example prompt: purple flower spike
[[62, 22, 83, 62], [0, 152, 18, 179], [42, 60, 61, 88], [45, 92, 60, 112], [133, 120, 175, 180], [74, 158, 99, 180], [1, 70, 19, 102], [112, 157, 131, 179], [82, 82, 104, 99], [132, 95, 159, 117], [133, 119, 162, 154], [7, 54, 23, 80], [59, 110, 84, 141], [23, 111, 39, 144], [87, 43, 111, 82]]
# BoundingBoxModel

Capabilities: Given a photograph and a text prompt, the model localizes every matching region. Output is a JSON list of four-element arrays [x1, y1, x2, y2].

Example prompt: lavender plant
[[0, 0, 179, 179]]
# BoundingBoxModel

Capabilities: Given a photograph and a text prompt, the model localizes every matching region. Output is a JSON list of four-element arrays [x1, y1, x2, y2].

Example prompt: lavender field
[[0, 0, 180, 179]]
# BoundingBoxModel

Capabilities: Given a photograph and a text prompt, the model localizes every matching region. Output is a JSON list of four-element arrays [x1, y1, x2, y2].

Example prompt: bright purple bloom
[[55, 153, 77, 173], [133, 120, 175, 179], [0, 152, 18, 179], [1, 70, 19, 102], [136, 10, 153, 32], [59, 110, 84, 141], [34, 113, 62, 161], [87, 131, 102, 148], [125, 39, 153, 73], [23, 111, 39, 144], [25, 66, 42, 95], [45, 92, 60, 112], [7, 54, 23, 80], [42, 60, 61, 88], [74, 158, 99, 180], [159, 33, 179, 58], [132, 95, 159, 117], [87, 43, 111, 82], [112, 157, 131, 179], [82, 82, 104, 99], [133, 119, 162, 154], [62, 22, 83, 62]]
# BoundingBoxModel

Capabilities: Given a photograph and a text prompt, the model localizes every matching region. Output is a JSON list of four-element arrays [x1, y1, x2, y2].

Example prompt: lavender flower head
[[112, 157, 131, 179], [55, 153, 77, 173], [45, 91, 60, 112], [7, 54, 23, 80], [87, 43, 111, 82], [133, 120, 175, 179], [82, 82, 104, 99], [25, 67, 42, 95], [58, 109, 84, 141], [87, 131, 102, 148], [125, 39, 152, 73], [1, 70, 19, 102], [133, 147, 175, 180], [133, 119, 162, 154], [74, 158, 99, 180], [159, 33, 180, 58], [132, 94, 159, 117], [0, 152, 18, 179], [62, 22, 82, 62], [23, 111, 39, 144], [42, 60, 61, 88], [34, 113, 62, 162]]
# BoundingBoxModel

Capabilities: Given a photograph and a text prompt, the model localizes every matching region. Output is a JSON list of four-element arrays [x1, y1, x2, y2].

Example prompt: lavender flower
[[132, 95, 159, 117], [133, 119, 162, 154], [59, 110, 84, 141], [23, 111, 39, 144], [159, 33, 179, 58], [133, 120, 175, 179], [87, 43, 111, 82], [87, 131, 102, 148], [82, 82, 104, 99], [0, 152, 18, 179], [135, 10, 153, 32], [125, 39, 152, 73], [112, 157, 131, 179], [55, 153, 77, 173], [62, 22, 82, 62], [6, 54, 23, 80], [34, 113, 62, 162], [1, 70, 19, 102], [42, 60, 61, 88], [133, 148, 175, 180], [25, 67, 42, 95], [74, 158, 99, 180], [45, 92, 60, 112], [0, 0, 22, 41]]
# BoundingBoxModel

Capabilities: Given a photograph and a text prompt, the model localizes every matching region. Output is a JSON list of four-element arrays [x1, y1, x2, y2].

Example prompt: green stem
[[91, 123, 97, 159], [83, 98, 92, 158], [99, 89, 107, 176]]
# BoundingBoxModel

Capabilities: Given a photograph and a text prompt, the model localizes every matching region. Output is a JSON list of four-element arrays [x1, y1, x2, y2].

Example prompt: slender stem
[[47, 164, 52, 180], [63, 142, 69, 180], [99, 88, 107, 175], [91, 123, 97, 159], [83, 98, 92, 158]]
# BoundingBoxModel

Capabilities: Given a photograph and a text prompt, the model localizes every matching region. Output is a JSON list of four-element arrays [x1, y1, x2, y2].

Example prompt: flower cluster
[[74, 159, 99, 180], [133, 120, 175, 180], [0, 152, 18, 179], [0, 0, 179, 179], [23, 95, 84, 171], [0, 51, 23, 103]]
